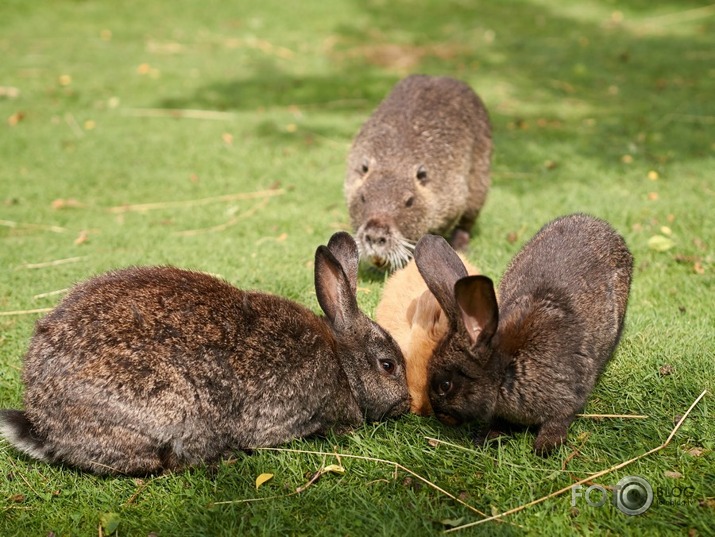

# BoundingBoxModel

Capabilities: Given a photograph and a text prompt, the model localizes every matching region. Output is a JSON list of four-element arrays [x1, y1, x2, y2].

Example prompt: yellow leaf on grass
[[648, 235, 675, 252], [322, 464, 345, 475], [255, 473, 274, 489]]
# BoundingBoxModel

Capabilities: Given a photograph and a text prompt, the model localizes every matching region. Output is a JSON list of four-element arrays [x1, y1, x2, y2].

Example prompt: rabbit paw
[[533, 417, 573, 456], [471, 420, 513, 447]]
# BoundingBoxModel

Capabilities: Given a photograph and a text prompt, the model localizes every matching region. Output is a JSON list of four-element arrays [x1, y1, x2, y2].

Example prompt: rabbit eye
[[438, 380, 453, 396], [361, 161, 369, 174], [380, 359, 395, 374], [360, 193, 366, 203], [405, 196, 414, 208]]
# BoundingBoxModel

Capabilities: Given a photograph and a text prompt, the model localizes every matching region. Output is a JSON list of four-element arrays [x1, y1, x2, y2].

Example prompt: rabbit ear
[[454, 275, 498, 346], [414, 234, 468, 323], [326, 232, 359, 295], [315, 244, 360, 332]]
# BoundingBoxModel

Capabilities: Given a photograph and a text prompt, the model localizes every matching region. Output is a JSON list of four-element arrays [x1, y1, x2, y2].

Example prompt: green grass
[[1, 0, 713, 535]]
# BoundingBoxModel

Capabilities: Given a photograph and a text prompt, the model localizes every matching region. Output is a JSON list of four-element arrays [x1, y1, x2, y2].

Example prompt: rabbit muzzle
[[434, 411, 462, 427]]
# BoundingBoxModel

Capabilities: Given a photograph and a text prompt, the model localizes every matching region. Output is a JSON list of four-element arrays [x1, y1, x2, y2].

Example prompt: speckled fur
[[345, 74, 492, 270], [414, 214, 633, 454], [0, 233, 409, 475]]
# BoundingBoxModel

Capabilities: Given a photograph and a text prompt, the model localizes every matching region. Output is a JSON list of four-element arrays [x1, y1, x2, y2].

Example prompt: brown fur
[[345, 74, 492, 271], [414, 214, 633, 455], [0, 233, 409, 475], [375, 255, 478, 415]]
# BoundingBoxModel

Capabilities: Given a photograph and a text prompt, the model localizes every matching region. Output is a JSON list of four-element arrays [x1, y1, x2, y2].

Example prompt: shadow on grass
[[160, 69, 400, 114], [155, 0, 712, 172]]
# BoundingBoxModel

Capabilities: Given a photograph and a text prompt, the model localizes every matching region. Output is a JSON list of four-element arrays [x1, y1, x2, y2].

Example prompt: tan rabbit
[[376, 255, 478, 415]]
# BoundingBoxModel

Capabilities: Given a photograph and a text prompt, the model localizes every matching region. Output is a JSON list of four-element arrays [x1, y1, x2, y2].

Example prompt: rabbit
[[375, 254, 479, 416], [345, 74, 492, 271], [0, 232, 410, 475], [414, 214, 633, 455]]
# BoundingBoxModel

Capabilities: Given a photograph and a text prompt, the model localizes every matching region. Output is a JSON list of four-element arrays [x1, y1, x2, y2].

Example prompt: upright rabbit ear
[[414, 234, 468, 324], [326, 232, 359, 296], [454, 275, 498, 346], [315, 244, 360, 332]]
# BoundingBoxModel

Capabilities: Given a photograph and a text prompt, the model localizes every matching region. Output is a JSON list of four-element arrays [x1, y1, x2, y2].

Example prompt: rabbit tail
[[0, 410, 52, 462]]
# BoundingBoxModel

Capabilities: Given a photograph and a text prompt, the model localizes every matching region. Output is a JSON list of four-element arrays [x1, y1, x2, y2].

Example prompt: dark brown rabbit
[[414, 214, 633, 454], [345, 74, 492, 271], [0, 233, 409, 475]]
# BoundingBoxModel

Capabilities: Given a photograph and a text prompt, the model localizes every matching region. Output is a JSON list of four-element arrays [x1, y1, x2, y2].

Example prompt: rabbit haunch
[[0, 233, 409, 475], [345, 74, 492, 271], [415, 214, 633, 455]]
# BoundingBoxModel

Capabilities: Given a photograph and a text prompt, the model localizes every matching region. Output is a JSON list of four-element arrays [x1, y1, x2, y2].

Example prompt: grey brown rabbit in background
[[414, 214, 633, 454], [0, 232, 410, 475], [345, 74, 492, 271]]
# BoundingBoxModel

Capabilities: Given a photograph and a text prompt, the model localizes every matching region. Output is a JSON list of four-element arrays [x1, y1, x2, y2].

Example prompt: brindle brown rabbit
[[414, 214, 633, 454], [0, 233, 409, 475]]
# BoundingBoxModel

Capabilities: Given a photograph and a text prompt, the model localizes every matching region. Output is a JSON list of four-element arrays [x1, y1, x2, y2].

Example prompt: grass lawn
[[1, 0, 713, 535]]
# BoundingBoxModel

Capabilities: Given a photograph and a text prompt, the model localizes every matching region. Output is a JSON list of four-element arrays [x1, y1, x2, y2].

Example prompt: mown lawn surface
[[1, 0, 713, 535]]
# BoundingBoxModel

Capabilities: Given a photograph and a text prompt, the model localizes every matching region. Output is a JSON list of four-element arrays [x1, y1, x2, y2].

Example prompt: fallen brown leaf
[[659, 364, 675, 376], [7, 111, 25, 126], [51, 198, 84, 209], [74, 230, 89, 245], [664, 470, 683, 479], [674, 254, 699, 264], [686, 447, 705, 457]]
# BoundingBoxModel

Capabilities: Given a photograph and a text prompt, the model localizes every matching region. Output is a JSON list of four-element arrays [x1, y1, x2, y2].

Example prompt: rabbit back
[[499, 213, 632, 374], [490, 214, 633, 441]]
